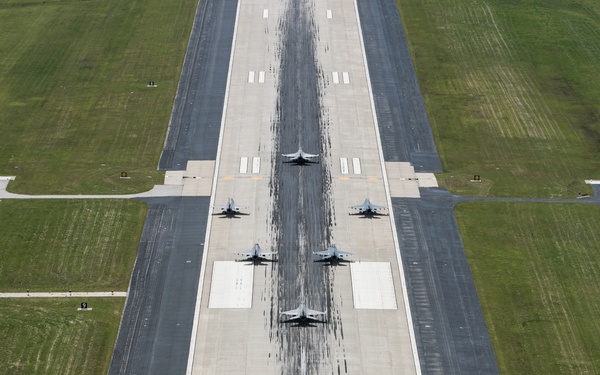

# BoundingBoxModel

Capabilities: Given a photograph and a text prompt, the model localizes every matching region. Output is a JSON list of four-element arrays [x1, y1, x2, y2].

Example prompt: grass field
[[456, 202, 600, 374], [0, 0, 198, 194], [398, 0, 600, 197], [0, 298, 124, 375], [397, 0, 600, 372], [0, 0, 197, 371], [0, 200, 146, 292]]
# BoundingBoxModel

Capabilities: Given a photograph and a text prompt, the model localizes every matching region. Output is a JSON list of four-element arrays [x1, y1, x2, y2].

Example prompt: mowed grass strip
[[398, 0, 600, 197], [456, 202, 600, 374], [0, 200, 146, 292], [0, 298, 123, 375], [0, 0, 198, 194]]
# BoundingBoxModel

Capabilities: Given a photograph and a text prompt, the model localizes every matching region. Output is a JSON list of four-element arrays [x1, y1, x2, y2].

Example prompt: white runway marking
[[326, 9, 332, 19], [208, 261, 253, 308], [248, 71, 255, 83], [252, 157, 261, 174], [340, 157, 349, 174], [352, 157, 361, 174], [352, 0, 421, 364], [343, 71, 350, 84], [332, 71, 339, 84], [301, 346, 307, 375], [350, 262, 397, 309], [258, 71, 265, 83], [186, 0, 243, 370], [263, 9, 268, 18], [239, 157, 248, 173]]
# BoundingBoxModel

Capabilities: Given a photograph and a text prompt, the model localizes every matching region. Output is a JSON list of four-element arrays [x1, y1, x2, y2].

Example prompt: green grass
[[0, 0, 198, 194], [0, 200, 146, 292], [398, 0, 600, 372], [0, 0, 197, 371], [0, 298, 124, 375], [398, 0, 600, 197], [456, 202, 600, 374]]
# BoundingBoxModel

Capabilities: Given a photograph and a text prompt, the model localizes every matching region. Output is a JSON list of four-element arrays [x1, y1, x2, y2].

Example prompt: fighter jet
[[213, 198, 247, 214], [349, 198, 387, 214], [282, 147, 319, 164], [279, 302, 327, 322], [313, 245, 353, 263], [235, 243, 277, 262]]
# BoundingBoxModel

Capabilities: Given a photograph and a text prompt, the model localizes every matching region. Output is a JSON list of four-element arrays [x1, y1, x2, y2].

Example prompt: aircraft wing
[[369, 203, 387, 211], [313, 250, 333, 258], [232, 204, 247, 212], [257, 251, 277, 259], [336, 250, 353, 258], [235, 251, 252, 257], [279, 308, 301, 319], [302, 152, 318, 158], [214, 204, 228, 211], [305, 308, 326, 319], [350, 203, 368, 212], [282, 152, 300, 158]]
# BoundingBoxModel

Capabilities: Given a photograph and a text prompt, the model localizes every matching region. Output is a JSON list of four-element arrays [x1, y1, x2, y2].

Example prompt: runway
[[189, 0, 420, 372], [109, 0, 501, 372]]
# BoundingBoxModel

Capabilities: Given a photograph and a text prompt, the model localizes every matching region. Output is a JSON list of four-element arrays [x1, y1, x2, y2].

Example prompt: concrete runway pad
[[415, 172, 438, 187], [385, 162, 438, 197], [350, 262, 398, 309], [164, 160, 215, 196], [208, 261, 253, 308], [385, 162, 420, 198]]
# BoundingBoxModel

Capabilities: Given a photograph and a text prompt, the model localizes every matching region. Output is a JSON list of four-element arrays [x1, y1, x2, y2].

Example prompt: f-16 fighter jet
[[282, 147, 319, 164], [313, 245, 353, 262], [279, 302, 327, 322], [235, 243, 277, 262], [349, 198, 387, 214], [213, 198, 247, 214]]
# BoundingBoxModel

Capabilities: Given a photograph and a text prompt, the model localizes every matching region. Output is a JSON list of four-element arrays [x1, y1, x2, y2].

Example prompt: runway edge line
[[184, 0, 243, 372], [351, 0, 422, 372]]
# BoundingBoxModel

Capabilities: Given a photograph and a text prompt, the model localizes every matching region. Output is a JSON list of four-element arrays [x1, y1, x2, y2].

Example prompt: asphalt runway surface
[[393, 191, 499, 374], [108, 197, 209, 375], [158, 0, 238, 170], [356, 0, 442, 172], [109, 0, 505, 372]]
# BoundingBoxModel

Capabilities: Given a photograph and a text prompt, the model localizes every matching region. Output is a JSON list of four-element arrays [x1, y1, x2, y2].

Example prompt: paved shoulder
[[159, 0, 239, 169], [356, 0, 442, 172], [109, 197, 209, 375], [392, 190, 499, 374]]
